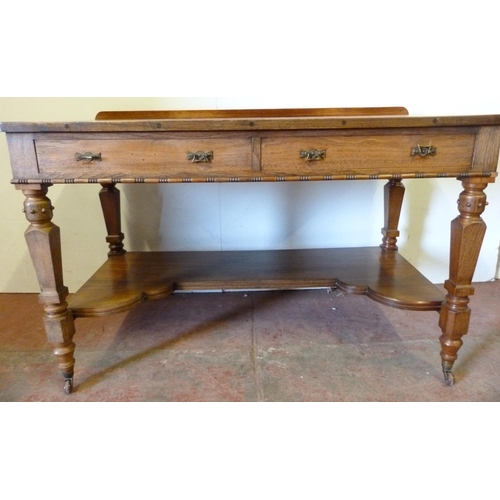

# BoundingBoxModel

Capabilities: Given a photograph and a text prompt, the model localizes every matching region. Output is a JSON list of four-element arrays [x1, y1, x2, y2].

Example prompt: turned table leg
[[381, 179, 405, 251], [21, 185, 76, 394], [99, 182, 126, 256], [439, 177, 492, 385]]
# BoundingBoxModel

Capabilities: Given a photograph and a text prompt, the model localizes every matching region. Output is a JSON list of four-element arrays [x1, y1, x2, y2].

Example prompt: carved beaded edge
[[11, 172, 497, 185]]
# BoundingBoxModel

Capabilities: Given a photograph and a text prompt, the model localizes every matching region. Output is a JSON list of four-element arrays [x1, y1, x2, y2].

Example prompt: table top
[[2, 109, 500, 133]]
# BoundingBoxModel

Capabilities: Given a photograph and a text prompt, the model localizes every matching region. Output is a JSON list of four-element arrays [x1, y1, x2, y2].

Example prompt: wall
[[1, 97, 499, 293], [1, 3, 500, 293]]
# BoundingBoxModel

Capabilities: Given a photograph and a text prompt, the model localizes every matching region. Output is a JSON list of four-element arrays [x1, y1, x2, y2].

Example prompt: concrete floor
[[1, 281, 499, 401]]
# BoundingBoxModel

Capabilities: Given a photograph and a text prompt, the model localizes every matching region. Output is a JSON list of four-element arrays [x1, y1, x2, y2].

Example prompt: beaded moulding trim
[[11, 171, 497, 185]]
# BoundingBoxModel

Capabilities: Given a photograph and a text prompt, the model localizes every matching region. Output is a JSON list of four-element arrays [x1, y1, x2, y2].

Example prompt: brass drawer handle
[[76, 152, 102, 162], [188, 151, 214, 163], [411, 145, 437, 157], [300, 149, 326, 161]]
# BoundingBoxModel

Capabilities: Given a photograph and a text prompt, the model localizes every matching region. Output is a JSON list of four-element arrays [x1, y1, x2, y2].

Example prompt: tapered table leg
[[439, 177, 492, 385], [99, 183, 126, 256], [21, 185, 76, 394], [381, 179, 405, 251]]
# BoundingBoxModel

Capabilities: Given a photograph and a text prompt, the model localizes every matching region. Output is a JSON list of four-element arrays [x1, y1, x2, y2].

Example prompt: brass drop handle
[[411, 145, 437, 157], [76, 152, 102, 162], [300, 149, 327, 161], [188, 151, 214, 163]]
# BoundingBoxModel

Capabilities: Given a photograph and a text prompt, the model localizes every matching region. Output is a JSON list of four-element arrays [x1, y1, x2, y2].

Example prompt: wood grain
[[35, 137, 254, 178], [3, 114, 500, 134], [68, 248, 445, 317], [261, 133, 476, 175], [95, 107, 410, 120], [22, 129, 485, 182]]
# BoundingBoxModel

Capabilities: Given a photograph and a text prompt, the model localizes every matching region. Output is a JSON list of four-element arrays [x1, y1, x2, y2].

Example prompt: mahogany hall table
[[2, 107, 500, 395]]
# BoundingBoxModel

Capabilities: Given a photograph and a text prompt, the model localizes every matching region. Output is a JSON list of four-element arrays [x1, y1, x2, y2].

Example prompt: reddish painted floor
[[1, 281, 499, 401]]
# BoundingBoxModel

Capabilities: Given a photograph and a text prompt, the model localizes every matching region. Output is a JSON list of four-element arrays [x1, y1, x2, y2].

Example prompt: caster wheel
[[64, 378, 73, 395], [444, 370, 455, 387]]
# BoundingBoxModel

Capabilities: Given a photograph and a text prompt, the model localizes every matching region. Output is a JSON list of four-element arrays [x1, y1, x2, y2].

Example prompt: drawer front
[[35, 138, 254, 178], [261, 134, 476, 175]]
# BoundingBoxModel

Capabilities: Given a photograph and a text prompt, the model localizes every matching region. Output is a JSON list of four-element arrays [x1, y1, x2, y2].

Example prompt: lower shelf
[[68, 248, 445, 317]]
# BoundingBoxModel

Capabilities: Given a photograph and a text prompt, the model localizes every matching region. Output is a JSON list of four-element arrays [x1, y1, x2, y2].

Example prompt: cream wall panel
[[1, 97, 500, 294]]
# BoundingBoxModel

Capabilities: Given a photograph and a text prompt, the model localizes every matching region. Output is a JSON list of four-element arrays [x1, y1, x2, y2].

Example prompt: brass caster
[[64, 378, 74, 395], [443, 370, 455, 387]]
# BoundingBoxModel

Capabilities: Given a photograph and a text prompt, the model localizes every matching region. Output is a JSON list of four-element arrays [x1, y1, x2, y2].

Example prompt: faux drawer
[[261, 133, 476, 175], [35, 138, 254, 177]]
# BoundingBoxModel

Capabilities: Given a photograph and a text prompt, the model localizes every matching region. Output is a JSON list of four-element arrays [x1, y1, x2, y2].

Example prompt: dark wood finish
[[68, 249, 444, 317], [3, 108, 500, 393], [381, 181, 406, 250], [99, 183, 126, 256]]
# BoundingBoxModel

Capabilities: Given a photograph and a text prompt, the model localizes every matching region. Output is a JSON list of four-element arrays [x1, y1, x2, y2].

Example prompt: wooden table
[[2, 107, 500, 395]]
